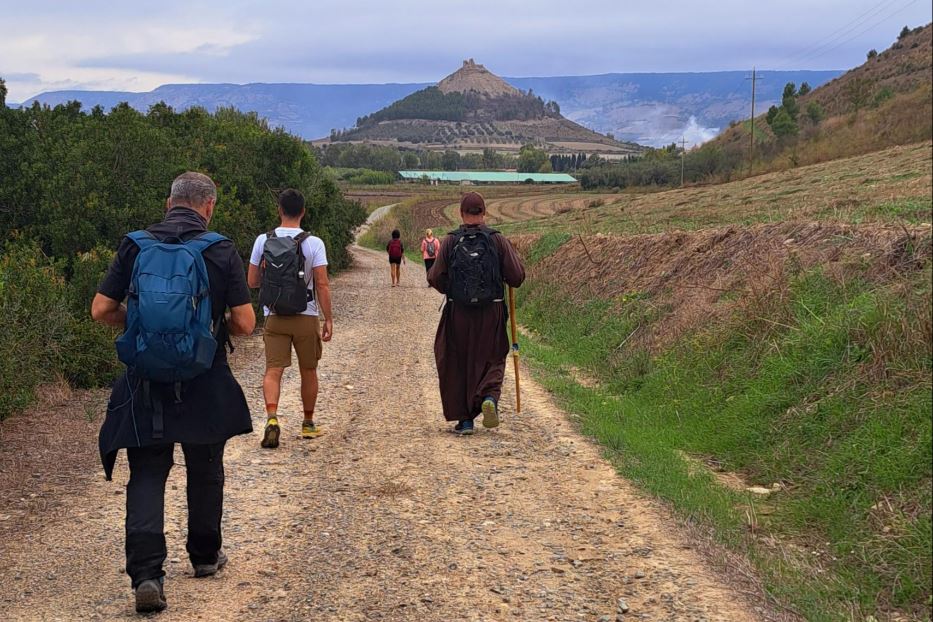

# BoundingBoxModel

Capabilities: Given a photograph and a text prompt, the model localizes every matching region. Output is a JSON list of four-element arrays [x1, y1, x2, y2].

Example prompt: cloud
[[0, 6, 259, 100], [2, 0, 931, 102]]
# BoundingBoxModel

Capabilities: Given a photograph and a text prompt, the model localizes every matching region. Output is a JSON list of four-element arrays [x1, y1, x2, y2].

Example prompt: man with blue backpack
[[91, 171, 256, 613]]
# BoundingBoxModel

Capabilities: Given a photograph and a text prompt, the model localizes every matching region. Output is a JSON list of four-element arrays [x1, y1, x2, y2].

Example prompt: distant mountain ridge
[[18, 69, 842, 146]]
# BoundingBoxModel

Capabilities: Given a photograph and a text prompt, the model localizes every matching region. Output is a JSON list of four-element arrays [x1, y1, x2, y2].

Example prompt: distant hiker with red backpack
[[248, 189, 333, 448], [387, 229, 405, 286], [428, 192, 525, 435], [91, 172, 257, 613], [421, 228, 440, 285]]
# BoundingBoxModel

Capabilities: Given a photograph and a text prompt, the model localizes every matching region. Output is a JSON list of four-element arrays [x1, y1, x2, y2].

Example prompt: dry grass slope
[[708, 24, 932, 177], [502, 141, 932, 236]]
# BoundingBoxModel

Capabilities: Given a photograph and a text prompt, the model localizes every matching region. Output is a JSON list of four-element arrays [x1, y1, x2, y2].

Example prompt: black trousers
[[125, 442, 225, 587]]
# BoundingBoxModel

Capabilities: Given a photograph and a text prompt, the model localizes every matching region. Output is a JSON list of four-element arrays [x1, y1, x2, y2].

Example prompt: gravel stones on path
[[0, 245, 773, 621]]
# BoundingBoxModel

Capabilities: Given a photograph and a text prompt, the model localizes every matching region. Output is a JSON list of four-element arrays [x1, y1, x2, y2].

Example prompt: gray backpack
[[259, 230, 312, 315]]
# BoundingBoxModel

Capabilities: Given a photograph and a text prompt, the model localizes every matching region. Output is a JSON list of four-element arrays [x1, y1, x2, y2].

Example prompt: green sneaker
[[261, 417, 280, 449], [481, 397, 499, 429], [301, 420, 324, 439]]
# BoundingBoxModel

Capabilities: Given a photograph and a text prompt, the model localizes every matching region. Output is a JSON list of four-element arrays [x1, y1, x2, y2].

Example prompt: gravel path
[[0, 243, 770, 621]]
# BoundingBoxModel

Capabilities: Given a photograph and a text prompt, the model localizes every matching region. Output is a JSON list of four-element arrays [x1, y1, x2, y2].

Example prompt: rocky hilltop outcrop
[[330, 60, 643, 156], [437, 59, 522, 97]]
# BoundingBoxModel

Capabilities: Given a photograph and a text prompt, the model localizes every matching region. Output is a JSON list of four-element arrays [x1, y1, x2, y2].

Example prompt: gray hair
[[170, 172, 216, 207]]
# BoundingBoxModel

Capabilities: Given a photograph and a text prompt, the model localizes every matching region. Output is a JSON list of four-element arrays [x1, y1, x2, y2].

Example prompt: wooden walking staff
[[508, 285, 521, 413]]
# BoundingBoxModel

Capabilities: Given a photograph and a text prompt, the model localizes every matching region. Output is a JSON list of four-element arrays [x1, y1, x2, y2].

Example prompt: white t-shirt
[[249, 227, 328, 317]]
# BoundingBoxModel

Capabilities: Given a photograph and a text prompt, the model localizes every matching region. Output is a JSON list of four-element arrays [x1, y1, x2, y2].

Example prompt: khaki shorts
[[263, 315, 322, 370]]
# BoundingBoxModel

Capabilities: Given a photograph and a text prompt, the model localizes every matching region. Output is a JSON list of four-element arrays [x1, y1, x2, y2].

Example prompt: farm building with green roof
[[398, 171, 578, 184]]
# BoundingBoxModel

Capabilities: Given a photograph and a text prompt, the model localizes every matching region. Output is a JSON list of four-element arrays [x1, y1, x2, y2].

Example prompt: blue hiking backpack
[[115, 230, 227, 384]]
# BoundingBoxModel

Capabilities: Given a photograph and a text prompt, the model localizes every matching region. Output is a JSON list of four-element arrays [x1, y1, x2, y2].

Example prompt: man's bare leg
[[299, 368, 323, 438], [261, 367, 284, 448]]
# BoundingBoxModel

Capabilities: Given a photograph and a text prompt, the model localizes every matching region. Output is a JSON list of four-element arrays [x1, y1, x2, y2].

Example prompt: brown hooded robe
[[428, 225, 526, 422]]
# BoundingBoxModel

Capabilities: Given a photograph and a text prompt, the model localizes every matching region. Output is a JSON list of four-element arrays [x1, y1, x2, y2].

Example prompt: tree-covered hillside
[[0, 82, 366, 419], [351, 86, 560, 130]]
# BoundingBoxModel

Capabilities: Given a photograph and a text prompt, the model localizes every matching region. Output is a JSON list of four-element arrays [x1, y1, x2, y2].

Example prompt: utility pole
[[746, 68, 762, 176], [680, 135, 686, 187]]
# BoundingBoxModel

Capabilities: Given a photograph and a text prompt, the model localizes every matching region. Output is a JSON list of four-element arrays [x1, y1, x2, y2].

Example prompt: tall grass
[[515, 234, 932, 619]]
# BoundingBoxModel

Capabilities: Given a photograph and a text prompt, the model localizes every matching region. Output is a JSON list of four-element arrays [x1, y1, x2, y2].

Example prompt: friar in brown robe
[[428, 192, 526, 433]]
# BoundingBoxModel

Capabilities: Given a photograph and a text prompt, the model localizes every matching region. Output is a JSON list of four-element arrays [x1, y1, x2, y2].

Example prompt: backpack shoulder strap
[[185, 231, 229, 254], [267, 229, 277, 239], [293, 232, 312, 273], [126, 230, 158, 251]]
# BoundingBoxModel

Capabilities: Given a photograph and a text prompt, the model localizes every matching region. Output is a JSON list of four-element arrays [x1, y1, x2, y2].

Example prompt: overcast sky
[[2, 0, 930, 102]]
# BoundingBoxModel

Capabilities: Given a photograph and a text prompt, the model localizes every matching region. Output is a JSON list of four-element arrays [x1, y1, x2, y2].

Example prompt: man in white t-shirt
[[247, 189, 333, 448]]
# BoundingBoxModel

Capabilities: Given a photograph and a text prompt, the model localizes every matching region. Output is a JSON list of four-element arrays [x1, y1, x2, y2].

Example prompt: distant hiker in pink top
[[421, 228, 440, 285]]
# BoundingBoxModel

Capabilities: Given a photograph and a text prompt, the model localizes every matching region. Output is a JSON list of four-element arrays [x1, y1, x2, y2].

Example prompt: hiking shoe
[[301, 421, 324, 439], [135, 578, 166, 613], [454, 419, 475, 435], [193, 549, 228, 578], [481, 397, 499, 429], [261, 418, 280, 449]]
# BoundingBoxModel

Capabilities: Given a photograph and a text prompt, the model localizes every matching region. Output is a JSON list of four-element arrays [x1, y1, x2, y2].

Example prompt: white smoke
[[652, 115, 720, 149]]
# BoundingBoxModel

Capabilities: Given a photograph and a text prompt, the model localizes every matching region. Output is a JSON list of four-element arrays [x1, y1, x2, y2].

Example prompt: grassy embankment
[[393, 142, 933, 620], [509, 144, 932, 620]]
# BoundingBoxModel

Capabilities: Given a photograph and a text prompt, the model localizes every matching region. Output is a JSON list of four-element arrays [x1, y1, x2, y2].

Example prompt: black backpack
[[259, 230, 313, 315], [447, 227, 503, 306]]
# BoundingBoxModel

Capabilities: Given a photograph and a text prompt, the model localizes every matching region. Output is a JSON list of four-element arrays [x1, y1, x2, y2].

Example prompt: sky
[[2, 0, 931, 103]]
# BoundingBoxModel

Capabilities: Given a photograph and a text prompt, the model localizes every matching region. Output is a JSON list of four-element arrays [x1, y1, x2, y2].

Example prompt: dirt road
[[0, 244, 771, 621]]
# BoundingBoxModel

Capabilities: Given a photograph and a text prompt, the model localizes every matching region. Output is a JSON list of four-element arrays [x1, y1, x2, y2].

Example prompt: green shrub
[[806, 101, 826, 124], [872, 86, 895, 108], [0, 241, 119, 419], [343, 169, 397, 185], [0, 99, 367, 419]]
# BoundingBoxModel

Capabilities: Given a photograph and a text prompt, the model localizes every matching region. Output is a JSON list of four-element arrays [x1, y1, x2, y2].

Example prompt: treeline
[[346, 86, 561, 132], [549, 153, 588, 172], [0, 81, 366, 418], [576, 143, 742, 189], [355, 87, 469, 126], [317, 141, 599, 178], [318, 142, 524, 173], [764, 82, 826, 139]]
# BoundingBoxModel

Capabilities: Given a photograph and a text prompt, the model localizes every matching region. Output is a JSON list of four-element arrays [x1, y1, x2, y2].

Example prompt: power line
[[801, 0, 921, 64], [746, 68, 763, 175], [777, 0, 902, 68]]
